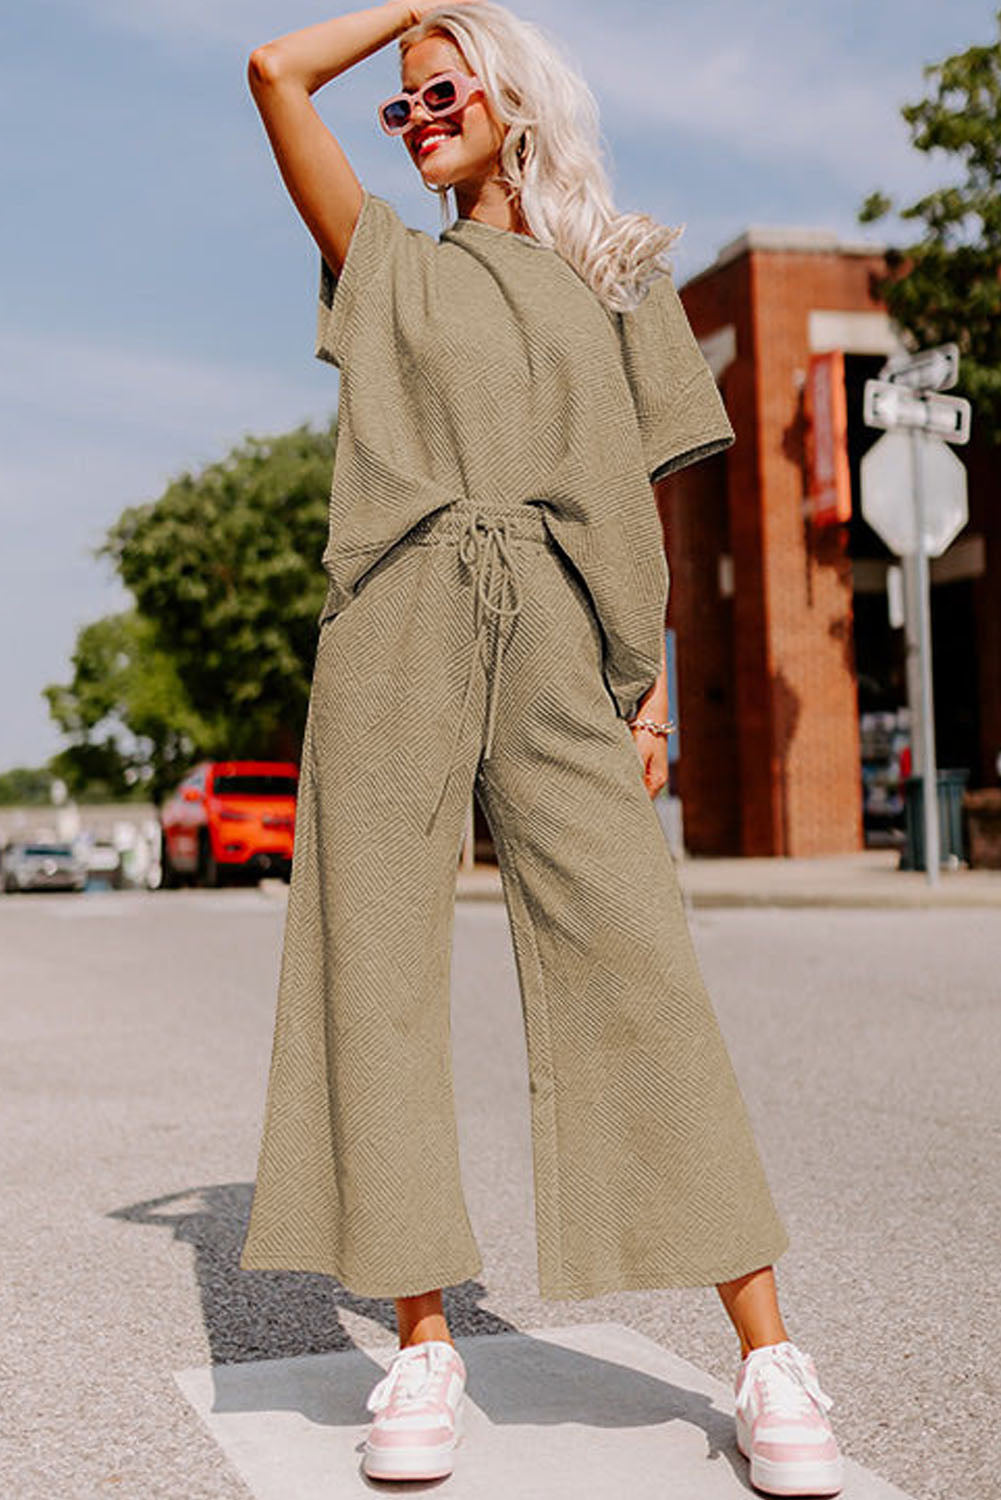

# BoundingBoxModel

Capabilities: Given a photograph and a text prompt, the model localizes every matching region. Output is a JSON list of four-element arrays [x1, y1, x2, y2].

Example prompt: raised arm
[[246, 2, 418, 277]]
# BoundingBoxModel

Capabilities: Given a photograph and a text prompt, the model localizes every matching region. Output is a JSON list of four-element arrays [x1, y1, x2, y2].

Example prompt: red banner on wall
[[805, 350, 852, 526]]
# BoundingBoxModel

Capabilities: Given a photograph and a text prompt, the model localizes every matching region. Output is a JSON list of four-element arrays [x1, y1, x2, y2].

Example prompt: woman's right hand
[[398, 0, 486, 23], [248, 0, 490, 290]]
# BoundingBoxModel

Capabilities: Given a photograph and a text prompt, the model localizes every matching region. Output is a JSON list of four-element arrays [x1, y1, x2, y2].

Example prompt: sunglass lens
[[423, 77, 458, 112], [382, 99, 411, 131]]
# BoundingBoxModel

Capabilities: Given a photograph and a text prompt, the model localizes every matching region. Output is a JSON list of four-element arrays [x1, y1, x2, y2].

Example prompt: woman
[[239, 3, 844, 1493]]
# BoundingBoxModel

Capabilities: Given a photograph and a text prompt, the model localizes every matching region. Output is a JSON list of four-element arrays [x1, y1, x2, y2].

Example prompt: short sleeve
[[315, 188, 434, 370], [617, 270, 735, 482]]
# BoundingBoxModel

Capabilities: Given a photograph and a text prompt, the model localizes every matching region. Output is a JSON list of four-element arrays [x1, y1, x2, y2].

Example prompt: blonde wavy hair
[[396, 2, 683, 312]]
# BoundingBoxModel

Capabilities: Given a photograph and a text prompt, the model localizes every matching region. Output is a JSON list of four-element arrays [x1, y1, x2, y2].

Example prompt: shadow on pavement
[[109, 1182, 739, 1468], [108, 1181, 518, 1364]]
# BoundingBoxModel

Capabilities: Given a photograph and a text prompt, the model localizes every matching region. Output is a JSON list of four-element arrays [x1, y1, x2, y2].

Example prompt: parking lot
[[1, 883, 998, 1497]]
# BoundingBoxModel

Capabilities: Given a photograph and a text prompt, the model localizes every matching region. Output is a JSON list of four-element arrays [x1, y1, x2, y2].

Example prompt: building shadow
[[771, 668, 802, 857]]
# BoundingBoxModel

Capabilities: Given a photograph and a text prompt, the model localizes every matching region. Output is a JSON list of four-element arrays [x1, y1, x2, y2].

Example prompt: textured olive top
[[314, 188, 734, 719]]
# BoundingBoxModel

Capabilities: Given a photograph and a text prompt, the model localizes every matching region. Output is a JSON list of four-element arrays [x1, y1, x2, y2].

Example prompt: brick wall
[[659, 242, 891, 854]]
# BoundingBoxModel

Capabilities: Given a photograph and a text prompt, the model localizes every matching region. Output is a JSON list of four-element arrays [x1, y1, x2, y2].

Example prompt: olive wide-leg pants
[[239, 501, 790, 1301]]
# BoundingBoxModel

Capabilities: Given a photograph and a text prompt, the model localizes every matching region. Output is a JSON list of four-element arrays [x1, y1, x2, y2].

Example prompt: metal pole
[[899, 554, 923, 777], [909, 426, 940, 885]]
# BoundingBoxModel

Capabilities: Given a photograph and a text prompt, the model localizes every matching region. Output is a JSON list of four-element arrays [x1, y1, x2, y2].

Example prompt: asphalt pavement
[[1, 881, 997, 1498]]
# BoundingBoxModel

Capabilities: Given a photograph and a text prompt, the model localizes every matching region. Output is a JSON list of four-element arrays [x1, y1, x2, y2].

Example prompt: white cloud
[[537, 0, 944, 196], [81, 0, 965, 213]]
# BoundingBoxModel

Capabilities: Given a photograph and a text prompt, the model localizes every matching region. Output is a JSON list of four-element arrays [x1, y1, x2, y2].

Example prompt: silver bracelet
[[627, 716, 676, 737]]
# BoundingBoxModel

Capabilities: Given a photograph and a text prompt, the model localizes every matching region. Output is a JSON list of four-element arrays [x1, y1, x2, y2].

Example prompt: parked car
[[159, 759, 298, 888], [78, 835, 125, 889], [1, 841, 89, 893]]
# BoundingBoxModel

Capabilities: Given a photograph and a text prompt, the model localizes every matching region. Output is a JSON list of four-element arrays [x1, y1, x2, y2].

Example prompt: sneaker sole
[[736, 1414, 844, 1496], [361, 1395, 464, 1480]]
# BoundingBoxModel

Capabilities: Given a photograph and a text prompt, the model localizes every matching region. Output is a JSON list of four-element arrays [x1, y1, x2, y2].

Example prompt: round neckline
[[443, 217, 548, 249]]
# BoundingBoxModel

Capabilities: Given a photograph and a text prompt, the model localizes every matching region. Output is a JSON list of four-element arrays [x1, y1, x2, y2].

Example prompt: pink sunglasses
[[377, 69, 484, 135]]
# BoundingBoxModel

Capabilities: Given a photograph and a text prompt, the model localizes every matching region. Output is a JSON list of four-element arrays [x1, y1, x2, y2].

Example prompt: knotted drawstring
[[735, 1342, 835, 1425], [365, 1341, 455, 1413], [424, 510, 524, 836]]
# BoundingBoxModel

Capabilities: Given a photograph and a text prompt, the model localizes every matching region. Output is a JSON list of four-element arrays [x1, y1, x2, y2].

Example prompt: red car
[[159, 759, 298, 888]]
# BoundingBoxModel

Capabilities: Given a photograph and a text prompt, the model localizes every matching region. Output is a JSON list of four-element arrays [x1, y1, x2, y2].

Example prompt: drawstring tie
[[425, 510, 524, 835]]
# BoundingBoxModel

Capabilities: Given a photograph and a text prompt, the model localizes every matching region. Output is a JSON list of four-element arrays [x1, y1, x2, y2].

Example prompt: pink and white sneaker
[[734, 1340, 844, 1496], [361, 1339, 467, 1481]]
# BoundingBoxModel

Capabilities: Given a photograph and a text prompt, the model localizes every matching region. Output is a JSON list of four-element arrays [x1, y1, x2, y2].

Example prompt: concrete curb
[[456, 854, 1001, 911]]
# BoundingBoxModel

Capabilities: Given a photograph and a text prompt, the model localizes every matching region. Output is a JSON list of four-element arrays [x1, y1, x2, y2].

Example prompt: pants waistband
[[408, 502, 550, 547]]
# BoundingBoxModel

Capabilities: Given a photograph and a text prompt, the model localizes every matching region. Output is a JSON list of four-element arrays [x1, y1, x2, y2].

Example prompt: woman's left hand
[[630, 723, 668, 798], [629, 645, 670, 798]]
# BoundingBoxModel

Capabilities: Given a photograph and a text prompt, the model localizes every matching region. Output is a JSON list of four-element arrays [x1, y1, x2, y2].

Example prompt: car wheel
[[159, 832, 183, 890], [198, 830, 223, 889]]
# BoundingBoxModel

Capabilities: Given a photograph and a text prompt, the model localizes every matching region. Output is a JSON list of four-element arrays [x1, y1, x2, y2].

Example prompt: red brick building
[[656, 228, 1001, 857]]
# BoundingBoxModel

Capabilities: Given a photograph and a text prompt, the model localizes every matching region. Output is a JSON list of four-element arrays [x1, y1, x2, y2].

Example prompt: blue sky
[[1, 0, 993, 771]]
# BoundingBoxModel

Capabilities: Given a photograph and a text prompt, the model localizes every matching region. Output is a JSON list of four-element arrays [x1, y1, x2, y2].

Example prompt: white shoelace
[[736, 1342, 835, 1424], [366, 1342, 456, 1414]]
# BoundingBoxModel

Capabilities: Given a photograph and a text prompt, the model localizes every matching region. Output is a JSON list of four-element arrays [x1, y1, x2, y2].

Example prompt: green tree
[[859, 9, 1001, 442], [0, 766, 55, 807], [98, 419, 336, 767], [43, 611, 215, 804]]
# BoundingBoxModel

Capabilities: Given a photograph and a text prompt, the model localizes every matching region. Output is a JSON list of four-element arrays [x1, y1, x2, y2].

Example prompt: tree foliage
[[43, 610, 216, 804], [45, 419, 338, 798], [0, 766, 56, 807], [859, 9, 1001, 442]]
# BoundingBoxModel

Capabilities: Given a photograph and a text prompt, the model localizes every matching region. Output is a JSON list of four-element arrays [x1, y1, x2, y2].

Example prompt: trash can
[[963, 788, 1001, 870], [900, 770, 970, 871]]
